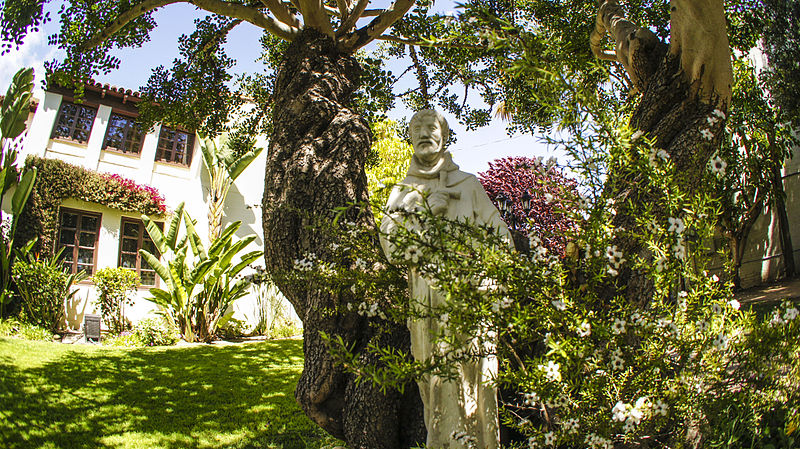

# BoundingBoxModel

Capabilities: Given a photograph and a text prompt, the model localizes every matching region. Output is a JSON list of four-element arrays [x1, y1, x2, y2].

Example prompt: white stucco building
[[13, 80, 298, 332]]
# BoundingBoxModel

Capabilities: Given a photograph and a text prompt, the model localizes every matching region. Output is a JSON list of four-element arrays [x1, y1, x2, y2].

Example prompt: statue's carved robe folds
[[379, 152, 511, 449]]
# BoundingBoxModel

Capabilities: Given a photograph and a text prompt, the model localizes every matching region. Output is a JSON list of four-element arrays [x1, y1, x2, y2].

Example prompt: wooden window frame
[[155, 126, 195, 166], [51, 101, 98, 144], [57, 208, 102, 276], [118, 218, 162, 287], [102, 111, 145, 155]]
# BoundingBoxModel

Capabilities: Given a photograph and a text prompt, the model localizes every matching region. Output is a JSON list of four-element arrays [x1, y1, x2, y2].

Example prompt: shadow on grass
[[0, 339, 333, 449]]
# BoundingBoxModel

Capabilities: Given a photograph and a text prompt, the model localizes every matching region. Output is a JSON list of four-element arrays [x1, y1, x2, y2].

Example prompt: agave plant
[[139, 202, 262, 342]]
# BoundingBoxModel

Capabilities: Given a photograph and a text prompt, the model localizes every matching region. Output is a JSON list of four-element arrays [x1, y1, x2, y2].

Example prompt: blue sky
[[1, 0, 562, 175]]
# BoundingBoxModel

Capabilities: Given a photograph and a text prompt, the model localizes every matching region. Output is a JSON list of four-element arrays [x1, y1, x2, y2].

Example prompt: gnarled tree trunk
[[261, 29, 425, 448], [593, 0, 733, 305]]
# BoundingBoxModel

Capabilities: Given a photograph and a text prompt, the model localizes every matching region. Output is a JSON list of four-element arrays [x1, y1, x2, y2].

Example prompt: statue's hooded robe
[[380, 151, 512, 449]]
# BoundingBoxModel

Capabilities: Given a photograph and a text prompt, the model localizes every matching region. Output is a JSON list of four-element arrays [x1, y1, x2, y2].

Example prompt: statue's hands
[[428, 190, 450, 216]]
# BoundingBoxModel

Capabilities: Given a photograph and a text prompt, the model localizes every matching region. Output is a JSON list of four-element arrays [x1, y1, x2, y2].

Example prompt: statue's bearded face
[[411, 115, 443, 164]]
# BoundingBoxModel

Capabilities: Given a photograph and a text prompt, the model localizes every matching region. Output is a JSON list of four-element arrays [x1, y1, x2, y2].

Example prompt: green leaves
[[11, 167, 36, 216], [0, 67, 34, 141], [140, 202, 262, 342]]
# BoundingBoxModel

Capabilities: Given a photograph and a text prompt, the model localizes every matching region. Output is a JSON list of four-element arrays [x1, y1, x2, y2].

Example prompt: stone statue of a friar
[[379, 109, 512, 449]]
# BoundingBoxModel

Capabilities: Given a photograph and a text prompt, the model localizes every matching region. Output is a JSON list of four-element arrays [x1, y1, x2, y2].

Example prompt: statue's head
[[409, 109, 449, 165]]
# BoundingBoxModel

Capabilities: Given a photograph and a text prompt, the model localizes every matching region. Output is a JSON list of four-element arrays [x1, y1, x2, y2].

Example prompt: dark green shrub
[[94, 267, 139, 335], [12, 249, 86, 332], [12, 259, 69, 332], [133, 317, 178, 346]]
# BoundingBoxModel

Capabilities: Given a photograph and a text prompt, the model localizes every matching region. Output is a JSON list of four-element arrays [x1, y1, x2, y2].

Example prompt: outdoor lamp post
[[521, 191, 532, 211]]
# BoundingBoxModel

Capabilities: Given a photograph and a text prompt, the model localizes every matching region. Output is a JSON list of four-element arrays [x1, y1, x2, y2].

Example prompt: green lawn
[[0, 338, 337, 449]]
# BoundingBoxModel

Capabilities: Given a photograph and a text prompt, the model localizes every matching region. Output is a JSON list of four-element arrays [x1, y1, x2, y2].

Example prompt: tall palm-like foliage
[[140, 202, 262, 342], [0, 67, 37, 317], [199, 132, 263, 241]]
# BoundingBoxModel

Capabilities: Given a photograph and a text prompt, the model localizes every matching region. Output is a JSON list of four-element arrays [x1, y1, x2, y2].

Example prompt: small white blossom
[[611, 356, 625, 371], [577, 322, 591, 337], [293, 253, 317, 271], [563, 417, 579, 433], [696, 320, 710, 333], [356, 301, 381, 318], [667, 217, 685, 234], [612, 318, 626, 335], [611, 401, 628, 422], [540, 360, 562, 382], [543, 192, 555, 203], [783, 307, 798, 321], [709, 155, 727, 177], [770, 309, 785, 326], [576, 195, 591, 210], [493, 296, 513, 312], [673, 239, 687, 260], [606, 245, 625, 268], [707, 115, 719, 125], [543, 431, 556, 446], [354, 258, 368, 271], [403, 245, 421, 264], [713, 109, 726, 119], [523, 391, 539, 406], [653, 399, 669, 416], [728, 299, 741, 310], [713, 333, 729, 349], [607, 267, 619, 277], [700, 128, 714, 140], [551, 300, 566, 311]]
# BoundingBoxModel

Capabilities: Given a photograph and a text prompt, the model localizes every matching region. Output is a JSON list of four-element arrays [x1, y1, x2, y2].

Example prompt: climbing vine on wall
[[15, 155, 167, 255]]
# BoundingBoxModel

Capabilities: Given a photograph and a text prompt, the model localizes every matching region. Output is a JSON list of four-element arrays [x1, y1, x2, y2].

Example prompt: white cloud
[[0, 30, 58, 96]]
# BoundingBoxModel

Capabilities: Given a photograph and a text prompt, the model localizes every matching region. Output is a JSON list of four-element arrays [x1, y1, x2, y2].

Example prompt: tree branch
[[375, 34, 485, 50], [197, 18, 243, 56], [261, 0, 301, 28], [335, 0, 349, 18], [408, 45, 430, 108], [297, 0, 335, 37], [592, 0, 664, 92], [341, 0, 415, 51], [669, 0, 733, 103], [336, 0, 369, 36], [82, 0, 299, 49]]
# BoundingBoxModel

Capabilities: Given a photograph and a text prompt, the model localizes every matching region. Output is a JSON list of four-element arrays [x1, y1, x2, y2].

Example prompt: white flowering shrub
[[281, 123, 799, 447]]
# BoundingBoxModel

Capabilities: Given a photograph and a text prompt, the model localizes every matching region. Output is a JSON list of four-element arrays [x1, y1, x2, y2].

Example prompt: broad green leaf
[[147, 288, 172, 308], [190, 258, 217, 285], [140, 250, 173, 290], [164, 202, 185, 249], [229, 250, 263, 278], [183, 209, 206, 259], [227, 146, 263, 180], [11, 168, 36, 216], [142, 215, 167, 254], [208, 221, 242, 257]]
